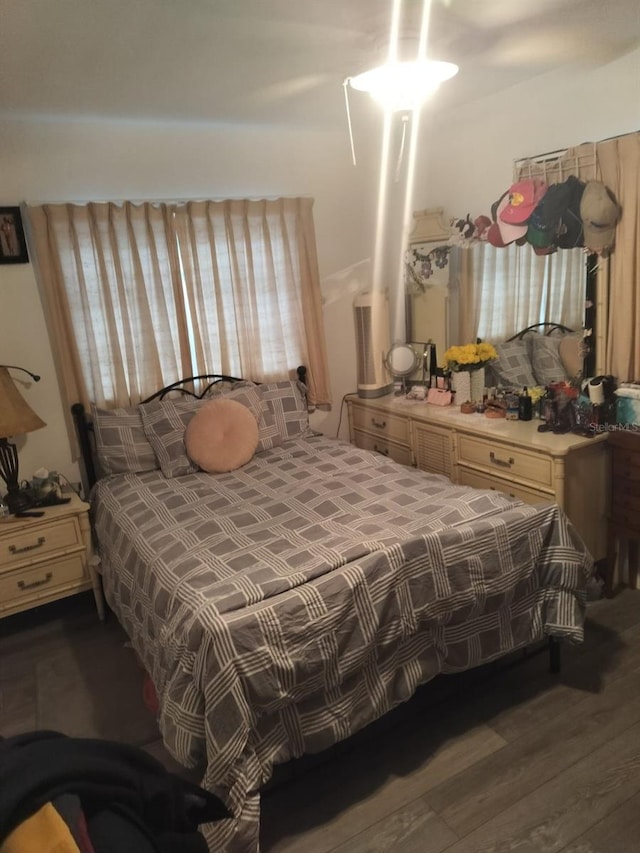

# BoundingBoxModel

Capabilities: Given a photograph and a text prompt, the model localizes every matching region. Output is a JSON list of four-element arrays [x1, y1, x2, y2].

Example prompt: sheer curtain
[[27, 202, 190, 410], [462, 243, 586, 343], [174, 197, 330, 406], [26, 197, 330, 416]]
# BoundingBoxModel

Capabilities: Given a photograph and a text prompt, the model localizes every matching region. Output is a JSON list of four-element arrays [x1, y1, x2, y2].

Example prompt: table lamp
[[0, 365, 46, 514]]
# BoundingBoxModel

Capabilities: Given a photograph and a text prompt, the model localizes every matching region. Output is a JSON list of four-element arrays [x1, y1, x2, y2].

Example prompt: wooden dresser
[[347, 394, 610, 561], [605, 429, 640, 594], [0, 492, 104, 619]]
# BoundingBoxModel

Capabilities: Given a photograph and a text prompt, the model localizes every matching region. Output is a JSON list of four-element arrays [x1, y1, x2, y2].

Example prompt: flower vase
[[470, 366, 485, 403], [452, 370, 472, 404]]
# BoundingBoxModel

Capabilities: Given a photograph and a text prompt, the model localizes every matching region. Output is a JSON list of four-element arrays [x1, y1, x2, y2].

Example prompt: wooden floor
[[1, 587, 640, 852]]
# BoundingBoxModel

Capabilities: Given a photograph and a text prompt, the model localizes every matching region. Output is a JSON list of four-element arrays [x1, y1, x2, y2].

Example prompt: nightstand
[[605, 429, 640, 596], [0, 492, 105, 620]]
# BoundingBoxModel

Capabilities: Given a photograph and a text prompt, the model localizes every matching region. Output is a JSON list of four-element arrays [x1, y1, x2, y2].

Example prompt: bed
[[72, 371, 593, 853]]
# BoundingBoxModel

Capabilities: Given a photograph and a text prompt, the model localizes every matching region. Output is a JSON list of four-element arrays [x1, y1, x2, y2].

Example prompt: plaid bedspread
[[92, 436, 593, 852]]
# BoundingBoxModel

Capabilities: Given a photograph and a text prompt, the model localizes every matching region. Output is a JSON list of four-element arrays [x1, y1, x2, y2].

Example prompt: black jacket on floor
[[0, 731, 230, 852]]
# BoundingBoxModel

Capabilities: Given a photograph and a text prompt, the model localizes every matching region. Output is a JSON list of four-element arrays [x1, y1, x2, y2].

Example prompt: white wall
[[0, 116, 380, 485], [413, 46, 640, 217]]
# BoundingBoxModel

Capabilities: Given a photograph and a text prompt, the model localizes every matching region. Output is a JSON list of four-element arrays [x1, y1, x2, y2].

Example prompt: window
[[27, 198, 330, 410]]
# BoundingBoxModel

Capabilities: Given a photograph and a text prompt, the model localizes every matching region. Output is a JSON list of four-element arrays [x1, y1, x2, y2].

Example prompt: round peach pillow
[[184, 398, 259, 473]]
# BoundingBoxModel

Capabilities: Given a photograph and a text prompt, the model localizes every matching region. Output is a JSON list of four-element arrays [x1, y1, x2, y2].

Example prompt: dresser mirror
[[405, 208, 452, 371], [406, 208, 598, 378]]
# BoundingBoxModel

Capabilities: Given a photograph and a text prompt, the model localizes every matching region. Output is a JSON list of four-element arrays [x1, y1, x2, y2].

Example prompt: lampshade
[[0, 366, 46, 437], [348, 59, 459, 111]]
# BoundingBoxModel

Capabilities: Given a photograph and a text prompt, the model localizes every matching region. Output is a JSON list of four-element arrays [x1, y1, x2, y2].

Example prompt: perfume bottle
[[518, 386, 532, 421], [505, 392, 519, 420]]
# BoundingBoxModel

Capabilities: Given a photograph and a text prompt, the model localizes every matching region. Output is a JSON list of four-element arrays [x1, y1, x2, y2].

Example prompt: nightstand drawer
[[350, 405, 409, 445], [0, 552, 87, 608], [458, 468, 551, 506], [457, 435, 552, 488], [353, 429, 412, 466], [0, 517, 82, 570]]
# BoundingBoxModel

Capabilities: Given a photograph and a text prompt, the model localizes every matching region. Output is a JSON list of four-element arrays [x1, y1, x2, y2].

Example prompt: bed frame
[[506, 322, 574, 341]]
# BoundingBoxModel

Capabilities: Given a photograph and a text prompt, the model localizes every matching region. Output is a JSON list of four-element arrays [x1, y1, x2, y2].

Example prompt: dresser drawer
[[0, 552, 87, 609], [614, 474, 640, 498], [457, 434, 552, 488], [458, 468, 551, 506], [413, 422, 453, 479], [613, 457, 640, 484], [612, 490, 640, 524], [0, 517, 83, 570], [350, 404, 409, 445], [353, 429, 413, 466]]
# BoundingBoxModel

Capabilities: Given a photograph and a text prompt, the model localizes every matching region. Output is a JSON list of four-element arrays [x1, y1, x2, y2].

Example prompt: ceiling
[[1, 0, 639, 128]]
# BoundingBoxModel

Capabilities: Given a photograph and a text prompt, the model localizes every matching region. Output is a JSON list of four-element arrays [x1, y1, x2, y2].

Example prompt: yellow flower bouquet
[[442, 342, 498, 373]]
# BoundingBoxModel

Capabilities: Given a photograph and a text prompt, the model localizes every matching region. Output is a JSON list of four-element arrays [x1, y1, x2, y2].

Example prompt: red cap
[[500, 179, 548, 225]]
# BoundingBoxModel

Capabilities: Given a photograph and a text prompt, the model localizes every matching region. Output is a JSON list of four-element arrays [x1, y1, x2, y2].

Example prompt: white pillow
[[185, 398, 259, 473]]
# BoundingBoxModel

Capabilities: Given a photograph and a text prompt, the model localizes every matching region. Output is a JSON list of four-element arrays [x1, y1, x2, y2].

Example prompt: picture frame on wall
[[0, 206, 29, 264]]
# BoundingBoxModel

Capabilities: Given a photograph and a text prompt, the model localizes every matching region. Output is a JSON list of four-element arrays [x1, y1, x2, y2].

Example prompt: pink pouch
[[427, 388, 452, 406]]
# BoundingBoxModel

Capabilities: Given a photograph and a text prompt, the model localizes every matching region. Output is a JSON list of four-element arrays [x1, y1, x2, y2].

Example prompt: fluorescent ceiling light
[[348, 59, 459, 111]]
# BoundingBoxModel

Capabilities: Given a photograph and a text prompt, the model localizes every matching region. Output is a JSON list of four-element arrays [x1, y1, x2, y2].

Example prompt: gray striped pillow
[[91, 404, 159, 477]]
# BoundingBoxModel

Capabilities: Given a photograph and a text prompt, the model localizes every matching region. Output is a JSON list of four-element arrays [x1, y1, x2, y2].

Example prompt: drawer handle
[[9, 536, 46, 555], [371, 417, 387, 429], [17, 571, 53, 591], [373, 444, 389, 457], [489, 452, 514, 468]]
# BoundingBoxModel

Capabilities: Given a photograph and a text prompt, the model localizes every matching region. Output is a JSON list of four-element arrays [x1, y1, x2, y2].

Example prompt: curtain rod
[[23, 193, 314, 207]]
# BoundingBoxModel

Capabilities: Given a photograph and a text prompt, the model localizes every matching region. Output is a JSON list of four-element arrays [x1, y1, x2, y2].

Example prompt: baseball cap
[[500, 179, 548, 225], [533, 244, 557, 256], [487, 221, 506, 247], [580, 181, 620, 253], [556, 176, 585, 249], [487, 191, 508, 247], [526, 179, 574, 249], [493, 190, 527, 244]]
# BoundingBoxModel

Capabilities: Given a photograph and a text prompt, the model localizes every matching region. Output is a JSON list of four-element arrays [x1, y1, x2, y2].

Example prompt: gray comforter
[[91, 435, 593, 852]]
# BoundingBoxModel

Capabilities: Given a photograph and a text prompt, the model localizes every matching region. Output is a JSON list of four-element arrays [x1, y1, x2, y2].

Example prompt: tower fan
[[353, 291, 393, 398]]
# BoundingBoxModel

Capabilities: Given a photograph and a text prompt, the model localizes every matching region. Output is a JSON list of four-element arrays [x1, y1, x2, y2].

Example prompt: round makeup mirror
[[384, 343, 419, 394]]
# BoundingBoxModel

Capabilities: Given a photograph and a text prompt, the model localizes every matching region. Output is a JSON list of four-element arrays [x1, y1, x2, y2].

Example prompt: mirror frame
[[405, 208, 452, 373], [384, 342, 420, 378]]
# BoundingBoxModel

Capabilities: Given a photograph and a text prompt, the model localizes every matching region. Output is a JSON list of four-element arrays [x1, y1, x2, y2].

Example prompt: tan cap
[[580, 181, 620, 254]]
